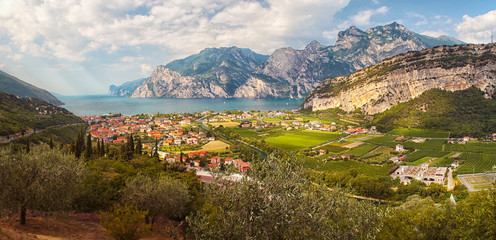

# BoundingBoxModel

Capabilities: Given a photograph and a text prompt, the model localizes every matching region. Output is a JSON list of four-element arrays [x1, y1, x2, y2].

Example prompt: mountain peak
[[338, 26, 366, 38], [305, 40, 324, 51]]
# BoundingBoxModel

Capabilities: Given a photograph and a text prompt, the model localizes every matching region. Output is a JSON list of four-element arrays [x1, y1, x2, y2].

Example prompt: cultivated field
[[265, 131, 344, 151], [304, 158, 393, 177], [201, 140, 231, 151], [209, 121, 240, 127], [388, 128, 450, 138]]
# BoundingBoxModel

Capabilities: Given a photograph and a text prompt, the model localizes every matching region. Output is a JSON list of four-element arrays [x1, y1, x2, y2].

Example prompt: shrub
[[100, 203, 151, 240]]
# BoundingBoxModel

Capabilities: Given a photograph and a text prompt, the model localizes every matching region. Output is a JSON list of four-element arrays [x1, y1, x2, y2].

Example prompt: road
[[0, 123, 84, 142]]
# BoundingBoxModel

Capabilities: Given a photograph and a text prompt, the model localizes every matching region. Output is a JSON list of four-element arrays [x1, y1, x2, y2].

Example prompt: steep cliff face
[[126, 22, 464, 99], [131, 47, 267, 98], [131, 67, 230, 98], [302, 44, 496, 115], [108, 78, 147, 96]]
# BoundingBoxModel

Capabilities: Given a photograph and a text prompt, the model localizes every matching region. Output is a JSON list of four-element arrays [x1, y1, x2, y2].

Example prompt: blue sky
[[0, 0, 495, 95]]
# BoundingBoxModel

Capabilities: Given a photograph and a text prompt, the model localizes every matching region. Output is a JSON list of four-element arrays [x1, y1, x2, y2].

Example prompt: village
[[80, 109, 496, 191]]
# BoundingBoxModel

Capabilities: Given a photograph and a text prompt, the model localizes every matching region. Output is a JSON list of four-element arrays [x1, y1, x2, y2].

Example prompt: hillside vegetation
[[0, 91, 82, 137], [371, 87, 496, 137], [0, 70, 63, 105]]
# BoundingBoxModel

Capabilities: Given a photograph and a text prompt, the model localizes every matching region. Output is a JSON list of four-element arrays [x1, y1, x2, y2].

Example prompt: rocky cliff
[[302, 44, 496, 115], [108, 78, 147, 96], [125, 22, 464, 99]]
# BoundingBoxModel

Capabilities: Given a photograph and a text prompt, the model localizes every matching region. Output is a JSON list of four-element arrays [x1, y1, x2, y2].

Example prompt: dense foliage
[[100, 203, 151, 240], [0, 145, 85, 224], [187, 154, 384, 239], [0, 91, 82, 136], [371, 87, 496, 137]]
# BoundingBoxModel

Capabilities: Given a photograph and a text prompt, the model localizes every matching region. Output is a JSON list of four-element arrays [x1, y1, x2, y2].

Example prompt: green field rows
[[304, 158, 393, 177], [265, 131, 344, 151], [457, 153, 496, 174], [346, 144, 378, 157], [388, 128, 450, 138]]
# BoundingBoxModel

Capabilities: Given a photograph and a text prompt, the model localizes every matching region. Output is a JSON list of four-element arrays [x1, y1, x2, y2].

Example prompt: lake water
[[59, 95, 305, 116]]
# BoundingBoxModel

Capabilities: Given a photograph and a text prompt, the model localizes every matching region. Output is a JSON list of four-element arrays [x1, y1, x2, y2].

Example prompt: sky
[[0, 0, 495, 95]]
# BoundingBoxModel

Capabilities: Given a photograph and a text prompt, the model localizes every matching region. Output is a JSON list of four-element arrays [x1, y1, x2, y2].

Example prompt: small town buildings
[[395, 144, 405, 152]]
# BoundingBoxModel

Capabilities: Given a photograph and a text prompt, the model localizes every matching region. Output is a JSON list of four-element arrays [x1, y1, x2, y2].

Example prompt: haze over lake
[[59, 96, 304, 116]]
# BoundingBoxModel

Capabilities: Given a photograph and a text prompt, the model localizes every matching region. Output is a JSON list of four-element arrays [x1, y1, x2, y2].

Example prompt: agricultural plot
[[429, 152, 457, 167], [361, 146, 394, 158], [388, 128, 450, 138], [403, 150, 448, 162], [409, 157, 432, 166], [317, 144, 348, 153], [402, 139, 445, 151], [201, 140, 231, 151], [296, 116, 333, 124], [346, 144, 377, 157], [262, 117, 284, 122], [209, 121, 240, 127], [364, 135, 397, 147], [304, 158, 392, 177], [231, 128, 288, 140], [445, 142, 496, 154], [457, 153, 496, 174], [265, 131, 344, 151]]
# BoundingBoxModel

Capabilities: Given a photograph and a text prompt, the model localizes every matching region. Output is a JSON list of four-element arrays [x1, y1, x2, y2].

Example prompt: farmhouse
[[391, 164, 448, 185], [395, 144, 405, 152]]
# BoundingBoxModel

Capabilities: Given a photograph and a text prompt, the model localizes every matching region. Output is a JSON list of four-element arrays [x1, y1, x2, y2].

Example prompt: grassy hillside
[[0, 91, 82, 137], [370, 87, 496, 137], [0, 70, 63, 105]]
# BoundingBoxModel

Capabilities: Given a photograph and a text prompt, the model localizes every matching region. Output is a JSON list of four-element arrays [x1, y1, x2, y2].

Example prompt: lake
[[59, 96, 305, 116]]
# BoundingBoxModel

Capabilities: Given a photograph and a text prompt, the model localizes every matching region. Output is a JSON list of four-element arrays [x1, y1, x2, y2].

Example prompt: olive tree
[[122, 174, 191, 223], [0, 145, 85, 224], [187, 154, 383, 239]]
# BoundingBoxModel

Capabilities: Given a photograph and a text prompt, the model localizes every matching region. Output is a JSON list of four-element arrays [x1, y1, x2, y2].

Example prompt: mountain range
[[109, 22, 464, 99], [0, 70, 64, 105]]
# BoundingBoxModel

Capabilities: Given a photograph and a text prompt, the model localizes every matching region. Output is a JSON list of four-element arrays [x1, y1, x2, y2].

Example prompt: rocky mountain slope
[[108, 78, 147, 96], [0, 70, 64, 105], [131, 47, 269, 98], [302, 44, 496, 115], [119, 22, 463, 99], [370, 87, 496, 137]]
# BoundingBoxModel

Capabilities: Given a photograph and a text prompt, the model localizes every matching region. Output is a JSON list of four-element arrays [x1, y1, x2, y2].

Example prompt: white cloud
[[372, 0, 379, 4], [140, 64, 153, 76], [349, 6, 389, 26], [421, 30, 448, 38], [0, 0, 351, 62], [456, 10, 496, 43], [0, 63, 4, 69], [121, 56, 145, 63]]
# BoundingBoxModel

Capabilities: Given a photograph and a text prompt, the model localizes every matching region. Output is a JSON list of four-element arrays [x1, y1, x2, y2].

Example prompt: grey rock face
[[302, 44, 496, 115]]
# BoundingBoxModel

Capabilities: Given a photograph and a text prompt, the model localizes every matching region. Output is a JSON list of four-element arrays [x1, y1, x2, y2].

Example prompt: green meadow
[[265, 131, 344, 151]]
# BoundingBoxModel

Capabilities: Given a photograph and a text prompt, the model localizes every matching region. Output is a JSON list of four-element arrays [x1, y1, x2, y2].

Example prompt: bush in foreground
[[100, 203, 151, 240]]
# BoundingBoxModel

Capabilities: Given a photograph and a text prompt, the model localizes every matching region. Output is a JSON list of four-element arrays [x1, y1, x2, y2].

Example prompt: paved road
[[0, 123, 84, 142]]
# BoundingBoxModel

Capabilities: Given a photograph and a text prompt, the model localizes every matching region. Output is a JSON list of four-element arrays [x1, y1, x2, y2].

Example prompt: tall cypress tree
[[101, 140, 105, 157], [75, 132, 81, 158], [96, 139, 101, 157], [129, 134, 135, 153], [85, 133, 91, 159], [49, 138, 53, 149], [136, 138, 142, 155]]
